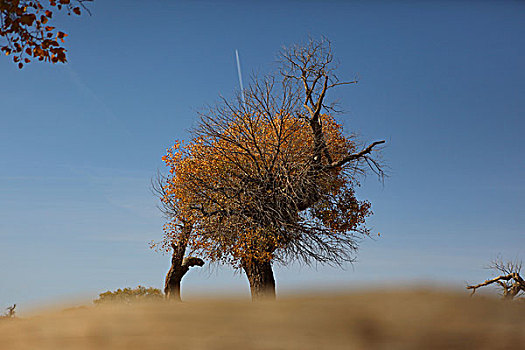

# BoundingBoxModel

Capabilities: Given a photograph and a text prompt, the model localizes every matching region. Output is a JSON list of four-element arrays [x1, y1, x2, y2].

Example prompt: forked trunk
[[241, 258, 276, 301], [165, 242, 205, 301], [164, 243, 185, 301]]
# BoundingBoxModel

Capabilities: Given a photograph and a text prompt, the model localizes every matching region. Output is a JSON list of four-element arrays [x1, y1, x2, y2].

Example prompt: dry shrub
[[93, 286, 163, 305]]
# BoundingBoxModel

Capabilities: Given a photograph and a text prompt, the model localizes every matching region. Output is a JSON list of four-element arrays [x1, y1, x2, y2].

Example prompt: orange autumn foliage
[[160, 112, 372, 268], [0, 0, 90, 68], [155, 38, 384, 300]]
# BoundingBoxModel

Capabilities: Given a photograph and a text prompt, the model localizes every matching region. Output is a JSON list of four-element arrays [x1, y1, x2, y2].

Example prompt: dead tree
[[1, 304, 16, 319], [467, 259, 525, 300]]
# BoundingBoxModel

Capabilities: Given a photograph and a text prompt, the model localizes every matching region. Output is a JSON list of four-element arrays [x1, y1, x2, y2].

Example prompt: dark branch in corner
[[327, 140, 386, 169]]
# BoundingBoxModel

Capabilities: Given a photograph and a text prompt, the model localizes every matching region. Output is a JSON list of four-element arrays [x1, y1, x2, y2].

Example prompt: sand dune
[[1, 290, 524, 350]]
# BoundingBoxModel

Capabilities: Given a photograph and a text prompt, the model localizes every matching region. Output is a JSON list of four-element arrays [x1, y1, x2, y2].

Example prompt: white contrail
[[235, 49, 246, 109]]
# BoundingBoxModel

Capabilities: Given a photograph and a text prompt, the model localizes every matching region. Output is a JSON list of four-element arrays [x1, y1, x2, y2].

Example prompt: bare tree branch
[[328, 140, 386, 169], [467, 258, 525, 299]]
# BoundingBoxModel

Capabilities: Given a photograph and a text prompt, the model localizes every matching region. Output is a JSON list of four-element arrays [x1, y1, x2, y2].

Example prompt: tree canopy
[[0, 0, 90, 68], [157, 38, 385, 299]]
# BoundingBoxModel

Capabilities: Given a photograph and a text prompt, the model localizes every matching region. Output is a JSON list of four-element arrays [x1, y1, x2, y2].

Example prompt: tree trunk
[[164, 242, 205, 302], [241, 258, 276, 301], [165, 279, 182, 301], [164, 242, 186, 302]]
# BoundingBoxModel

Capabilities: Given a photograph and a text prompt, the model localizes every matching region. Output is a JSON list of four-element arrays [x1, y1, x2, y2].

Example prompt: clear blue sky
[[1, 1, 524, 311]]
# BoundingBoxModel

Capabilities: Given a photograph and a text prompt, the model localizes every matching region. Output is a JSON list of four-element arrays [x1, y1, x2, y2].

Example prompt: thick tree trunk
[[165, 279, 182, 301], [164, 242, 186, 302], [164, 242, 205, 302], [241, 258, 276, 301]]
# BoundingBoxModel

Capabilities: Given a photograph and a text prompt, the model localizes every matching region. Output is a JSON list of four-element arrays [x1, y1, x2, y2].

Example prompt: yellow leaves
[[160, 110, 361, 267]]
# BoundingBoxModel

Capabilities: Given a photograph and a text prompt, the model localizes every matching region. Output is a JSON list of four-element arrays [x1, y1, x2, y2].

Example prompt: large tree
[[0, 0, 90, 68], [158, 38, 385, 300]]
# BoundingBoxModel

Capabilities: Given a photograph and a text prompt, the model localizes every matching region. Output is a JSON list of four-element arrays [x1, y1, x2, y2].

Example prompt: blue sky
[[1, 1, 524, 311]]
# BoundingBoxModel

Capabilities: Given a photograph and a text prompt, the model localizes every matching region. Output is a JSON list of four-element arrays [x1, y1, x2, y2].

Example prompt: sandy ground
[[1, 290, 524, 350]]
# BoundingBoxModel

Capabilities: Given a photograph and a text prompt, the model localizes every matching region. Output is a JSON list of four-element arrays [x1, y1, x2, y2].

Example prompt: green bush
[[93, 286, 163, 305]]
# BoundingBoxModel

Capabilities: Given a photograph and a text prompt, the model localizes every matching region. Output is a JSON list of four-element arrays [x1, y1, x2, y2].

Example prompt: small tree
[[0, 0, 90, 68], [467, 258, 525, 300], [153, 176, 205, 302], [158, 38, 385, 300]]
